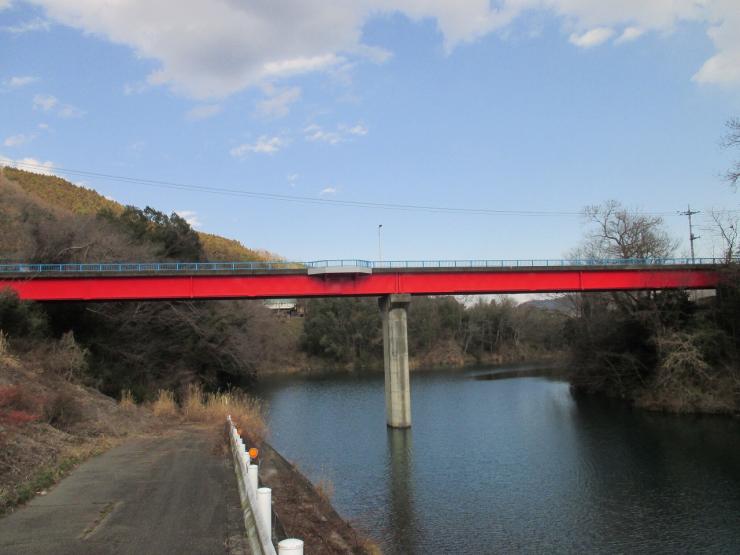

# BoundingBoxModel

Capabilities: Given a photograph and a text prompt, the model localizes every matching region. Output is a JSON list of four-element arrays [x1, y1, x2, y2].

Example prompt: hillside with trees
[[0, 168, 297, 398], [2, 167, 271, 262]]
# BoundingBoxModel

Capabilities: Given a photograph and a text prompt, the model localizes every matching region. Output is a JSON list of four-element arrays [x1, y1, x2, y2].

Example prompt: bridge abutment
[[379, 294, 412, 428]]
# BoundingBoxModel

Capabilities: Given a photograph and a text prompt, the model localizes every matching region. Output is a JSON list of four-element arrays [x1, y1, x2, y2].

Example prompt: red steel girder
[[0, 268, 720, 302]]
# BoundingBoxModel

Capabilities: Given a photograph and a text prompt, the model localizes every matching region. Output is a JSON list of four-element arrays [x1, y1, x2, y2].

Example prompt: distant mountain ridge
[[1, 166, 275, 262]]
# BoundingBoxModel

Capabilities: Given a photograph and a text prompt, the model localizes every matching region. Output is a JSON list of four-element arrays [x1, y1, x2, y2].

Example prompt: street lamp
[[378, 224, 383, 261]]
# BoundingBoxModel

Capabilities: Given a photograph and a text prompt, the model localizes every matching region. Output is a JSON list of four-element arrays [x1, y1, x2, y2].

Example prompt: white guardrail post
[[278, 538, 304, 554], [249, 464, 259, 493], [226, 416, 302, 555], [257, 488, 272, 543]]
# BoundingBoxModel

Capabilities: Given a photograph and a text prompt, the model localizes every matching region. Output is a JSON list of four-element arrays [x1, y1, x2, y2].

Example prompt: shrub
[[44, 331, 88, 381], [0, 385, 42, 426], [44, 391, 83, 431], [2, 409, 40, 426], [0, 289, 49, 339]]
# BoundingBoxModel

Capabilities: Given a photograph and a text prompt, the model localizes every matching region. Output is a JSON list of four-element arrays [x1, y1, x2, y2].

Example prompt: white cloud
[[287, 173, 299, 185], [123, 81, 149, 95], [5, 75, 38, 88], [185, 104, 222, 121], [692, 1, 740, 86], [0, 155, 55, 175], [345, 123, 368, 136], [569, 27, 614, 48], [32, 93, 84, 118], [2, 18, 51, 34], [58, 103, 85, 118], [615, 27, 644, 44], [256, 86, 301, 118], [319, 187, 337, 196], [37, 122, 49, 130], [23, 1, 740, 92], [304, 122, 368, 144], [3, 133, 34, 147], [175, 210, 201, 228], [33, 93, 58, 111], [304, 124, 342, 145], [230, 135, 284, 158], [128, 140, 146, 153]]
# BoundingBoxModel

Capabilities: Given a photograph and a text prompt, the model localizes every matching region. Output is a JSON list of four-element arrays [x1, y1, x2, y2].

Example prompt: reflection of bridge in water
[[0, 258, 728, 428]]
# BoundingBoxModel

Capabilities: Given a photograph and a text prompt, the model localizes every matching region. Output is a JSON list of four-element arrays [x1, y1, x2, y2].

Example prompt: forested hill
[[1, 166, 272, 262]]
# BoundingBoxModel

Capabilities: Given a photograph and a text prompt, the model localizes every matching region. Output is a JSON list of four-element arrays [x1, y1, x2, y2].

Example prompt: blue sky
[[1, 1, 739, 261]]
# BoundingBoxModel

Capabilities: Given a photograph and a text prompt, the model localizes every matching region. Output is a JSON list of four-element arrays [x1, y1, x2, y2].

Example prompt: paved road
[[0, 427, 248, 555]]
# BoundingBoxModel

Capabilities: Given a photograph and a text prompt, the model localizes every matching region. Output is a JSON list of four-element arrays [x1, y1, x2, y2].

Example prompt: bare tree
[[710, 209, 738, 263], [723, 117, 740, 188], [577, 200, 678, 260]]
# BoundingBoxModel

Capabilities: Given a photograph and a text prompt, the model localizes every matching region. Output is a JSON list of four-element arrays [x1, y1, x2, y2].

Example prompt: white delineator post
[[248, 464, 258, 493], [278, 538, 304, 554], [226, 417, 282, 555], [257, 487, 272, 543], [379, 294, 412, 428]]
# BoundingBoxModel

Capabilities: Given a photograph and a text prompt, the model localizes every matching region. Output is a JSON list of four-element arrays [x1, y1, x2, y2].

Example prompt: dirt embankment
[[257, 442, 379, 554], [0, 347, 157, 515]]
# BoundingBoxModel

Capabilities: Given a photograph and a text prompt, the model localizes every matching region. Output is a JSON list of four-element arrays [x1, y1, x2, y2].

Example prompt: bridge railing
[[0, 257, 735, 275]]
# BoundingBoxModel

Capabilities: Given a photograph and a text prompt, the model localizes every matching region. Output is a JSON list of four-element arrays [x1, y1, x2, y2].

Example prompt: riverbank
[[257, 441, 379, 553], [258, 348, 568, 377]]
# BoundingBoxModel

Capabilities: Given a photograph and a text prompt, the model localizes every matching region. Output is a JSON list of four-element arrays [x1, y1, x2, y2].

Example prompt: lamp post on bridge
[[378, 224, 383, 261]]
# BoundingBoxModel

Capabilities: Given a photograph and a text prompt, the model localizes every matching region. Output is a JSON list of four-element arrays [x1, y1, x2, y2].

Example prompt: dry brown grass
[[118, 389, 136, 411], [315, 477, 335, 503], [181, 383, 206, 421], [0, 330, 8, 357], [150, 389, 178, 419], [198, 390, 267, 443], [0, 330, 17, 368], [153, 384, 267, 442]]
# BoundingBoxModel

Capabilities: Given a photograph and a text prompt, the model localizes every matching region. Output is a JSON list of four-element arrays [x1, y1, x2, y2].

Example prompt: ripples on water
[[255, 368, 740, 554]]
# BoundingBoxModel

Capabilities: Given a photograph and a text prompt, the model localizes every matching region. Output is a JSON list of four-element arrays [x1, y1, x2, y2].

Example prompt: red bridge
[[0, 258, 726, 429], [0, 259, 722, 302]]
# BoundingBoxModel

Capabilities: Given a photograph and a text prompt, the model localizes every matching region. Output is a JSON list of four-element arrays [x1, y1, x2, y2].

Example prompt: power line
[[5, 159, 740, 219]]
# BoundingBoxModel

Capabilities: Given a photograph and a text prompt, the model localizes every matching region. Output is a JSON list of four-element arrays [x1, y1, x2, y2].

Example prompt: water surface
[[256, 368, 740, 553]]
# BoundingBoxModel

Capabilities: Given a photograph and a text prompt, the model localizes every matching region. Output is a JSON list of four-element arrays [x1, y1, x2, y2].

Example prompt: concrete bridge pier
[[379, 294, 412, 428]]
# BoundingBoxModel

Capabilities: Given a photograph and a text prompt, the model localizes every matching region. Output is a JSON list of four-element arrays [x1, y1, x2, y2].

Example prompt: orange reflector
[[248, 447, 259, 459]]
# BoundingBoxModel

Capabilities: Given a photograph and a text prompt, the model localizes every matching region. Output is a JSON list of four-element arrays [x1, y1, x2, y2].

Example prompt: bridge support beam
[[379, 294, 412, 428]]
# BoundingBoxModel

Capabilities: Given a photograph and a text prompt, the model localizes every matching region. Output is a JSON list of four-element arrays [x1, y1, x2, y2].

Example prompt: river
[[255, 367, 740, 553]]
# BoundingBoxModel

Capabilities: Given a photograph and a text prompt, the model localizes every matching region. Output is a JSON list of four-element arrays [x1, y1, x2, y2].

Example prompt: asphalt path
[[0, 427, 248, 555]]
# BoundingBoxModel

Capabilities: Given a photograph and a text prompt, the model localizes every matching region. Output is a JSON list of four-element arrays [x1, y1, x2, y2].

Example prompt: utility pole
[[378, 224, 383, 261], [680, 205, 700, 263]]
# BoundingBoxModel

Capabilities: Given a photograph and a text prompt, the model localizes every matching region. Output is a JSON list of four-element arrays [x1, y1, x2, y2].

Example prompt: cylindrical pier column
[[379, 294, 412, 428]]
